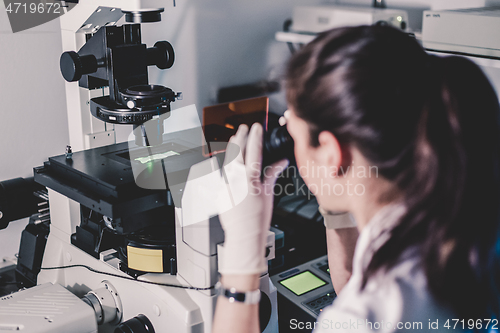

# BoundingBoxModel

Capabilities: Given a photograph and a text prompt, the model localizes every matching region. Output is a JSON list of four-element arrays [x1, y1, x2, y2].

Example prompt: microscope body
[[35, 132, 278, 333]]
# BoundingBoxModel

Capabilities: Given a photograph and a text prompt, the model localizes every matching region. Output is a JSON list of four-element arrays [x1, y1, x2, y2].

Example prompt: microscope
[[0, 1, 296, 332]]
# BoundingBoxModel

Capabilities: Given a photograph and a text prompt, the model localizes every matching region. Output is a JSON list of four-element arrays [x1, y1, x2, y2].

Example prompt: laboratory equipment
[[271, 255, 335, 320], [291, 5, 408, 34], [0, 283, 99, 333], [276, 5, 409, 45], [0, 1, 280, 332], [422, 6, 500, 59]]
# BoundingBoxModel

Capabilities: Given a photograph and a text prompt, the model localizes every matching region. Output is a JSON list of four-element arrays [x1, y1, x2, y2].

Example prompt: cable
[[41, 265, 214, 291]]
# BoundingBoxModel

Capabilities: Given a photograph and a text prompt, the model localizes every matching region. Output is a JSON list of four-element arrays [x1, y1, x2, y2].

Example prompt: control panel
[[271, 255, 335, 319]]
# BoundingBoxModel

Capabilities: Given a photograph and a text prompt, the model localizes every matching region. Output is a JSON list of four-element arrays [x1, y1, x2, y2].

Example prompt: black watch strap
[[217, 282, 261, 304]]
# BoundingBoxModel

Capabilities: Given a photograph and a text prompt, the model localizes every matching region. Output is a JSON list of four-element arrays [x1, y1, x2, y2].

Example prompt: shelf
[[275, 31, 316, 45]]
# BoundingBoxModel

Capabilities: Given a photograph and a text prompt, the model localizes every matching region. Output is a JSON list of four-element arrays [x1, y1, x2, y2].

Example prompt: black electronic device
[[15, 215, 50, 288], [0, 178, 50, 287], [0, 178, 46, 230]]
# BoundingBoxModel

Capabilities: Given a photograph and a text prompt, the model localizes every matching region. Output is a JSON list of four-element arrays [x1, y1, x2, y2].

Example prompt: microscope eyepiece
[[262, 126, 294, 167]]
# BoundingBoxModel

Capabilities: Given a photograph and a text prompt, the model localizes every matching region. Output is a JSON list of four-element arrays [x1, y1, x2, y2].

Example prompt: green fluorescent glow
[[134, 151, 180, 164], [279, 271, 326, 296]]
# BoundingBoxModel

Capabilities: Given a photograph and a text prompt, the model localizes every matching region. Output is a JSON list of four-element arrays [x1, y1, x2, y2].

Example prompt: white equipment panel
[[291, 5, 408, 34], [423, 6, 500, 58], [0, 283, 97, 333]]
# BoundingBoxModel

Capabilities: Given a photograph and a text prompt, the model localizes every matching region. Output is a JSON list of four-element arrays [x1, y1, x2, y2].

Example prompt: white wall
[[0, 10, 69, 179], [0, 6, 69, 259], [2, 0, 500, 258], [140, 0, 330, 123], [142, 0, 500, 117]]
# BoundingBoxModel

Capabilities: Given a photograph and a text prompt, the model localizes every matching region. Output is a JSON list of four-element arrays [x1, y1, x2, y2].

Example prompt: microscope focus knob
[[60, 51, 98, 82], [147, 41, 175, 70]]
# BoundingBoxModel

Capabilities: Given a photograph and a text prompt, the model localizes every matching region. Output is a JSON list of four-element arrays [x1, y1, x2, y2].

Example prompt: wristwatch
[[216, 282, 261, 304]]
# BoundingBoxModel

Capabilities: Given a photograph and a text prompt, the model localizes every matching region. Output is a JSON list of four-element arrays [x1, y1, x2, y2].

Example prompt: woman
[[212, 25, 500, 332]]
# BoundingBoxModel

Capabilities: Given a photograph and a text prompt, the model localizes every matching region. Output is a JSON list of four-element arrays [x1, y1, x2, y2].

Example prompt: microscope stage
[[34, 129, 208, 219]]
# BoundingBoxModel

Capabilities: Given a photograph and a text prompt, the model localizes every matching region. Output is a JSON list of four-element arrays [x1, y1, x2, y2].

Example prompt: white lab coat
[[314, 204, 458, 332]]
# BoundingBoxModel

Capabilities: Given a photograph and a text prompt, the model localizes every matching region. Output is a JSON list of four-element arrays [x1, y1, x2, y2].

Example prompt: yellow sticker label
[[127, 246, 163, 273]]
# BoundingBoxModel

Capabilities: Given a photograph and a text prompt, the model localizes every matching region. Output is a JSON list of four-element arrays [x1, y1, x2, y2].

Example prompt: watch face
[[219, 284, 261, 304], [224, 288, 247, 303]]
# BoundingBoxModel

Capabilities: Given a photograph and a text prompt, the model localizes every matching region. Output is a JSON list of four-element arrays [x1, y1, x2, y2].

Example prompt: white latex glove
[[217, 123, 289, 275]]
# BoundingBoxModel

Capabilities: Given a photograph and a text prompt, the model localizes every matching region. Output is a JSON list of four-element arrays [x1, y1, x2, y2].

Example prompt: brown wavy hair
[[286, 25, 500, 320]]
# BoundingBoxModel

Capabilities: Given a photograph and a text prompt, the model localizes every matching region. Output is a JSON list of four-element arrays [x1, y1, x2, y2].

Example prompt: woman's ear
[[317, 131, 343, 173]]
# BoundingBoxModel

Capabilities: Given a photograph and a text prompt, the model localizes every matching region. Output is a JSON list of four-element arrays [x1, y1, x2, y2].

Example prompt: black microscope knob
[[60, 51, 98, 82], [114, 314, 155, 333], [147, 41, 175, 70]]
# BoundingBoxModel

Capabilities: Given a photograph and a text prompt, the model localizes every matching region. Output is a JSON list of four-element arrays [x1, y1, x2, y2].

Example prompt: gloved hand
[[217, 123, 288, 275]]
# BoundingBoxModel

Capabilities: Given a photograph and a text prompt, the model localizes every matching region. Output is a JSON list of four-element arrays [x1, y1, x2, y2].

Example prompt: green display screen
[[279, 271, 326, 296]]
